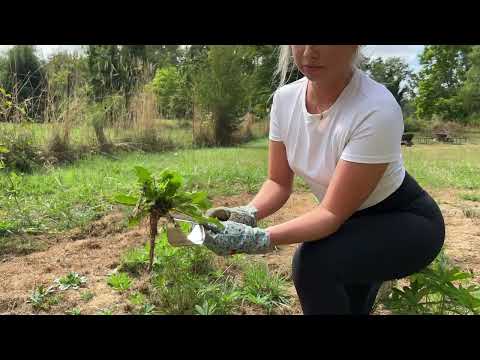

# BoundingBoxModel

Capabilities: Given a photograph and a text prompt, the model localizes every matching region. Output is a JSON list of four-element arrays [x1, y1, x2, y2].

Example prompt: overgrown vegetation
[[112, 231, 292, 315], [382, 251, 480, 315]]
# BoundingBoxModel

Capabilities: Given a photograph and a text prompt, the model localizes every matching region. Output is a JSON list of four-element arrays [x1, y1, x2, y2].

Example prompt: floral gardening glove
[[205, 205, 258, 227], [203, 220, 271, 256]]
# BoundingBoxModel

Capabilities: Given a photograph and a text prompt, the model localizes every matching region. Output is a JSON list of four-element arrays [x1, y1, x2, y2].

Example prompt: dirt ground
[[0, 188, 479, 315]]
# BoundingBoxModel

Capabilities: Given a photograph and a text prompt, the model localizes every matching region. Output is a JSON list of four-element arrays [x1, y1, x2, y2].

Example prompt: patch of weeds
[[107, 272, 132, 292], [119, 247, 149, 275], [463, 207, 480, 219], [181, 246, 216, 276], [150, 271, 202, 314], [147, 232, 240, 314], [96, 307, 113, 315], [80, 290, 94, 302], [55, 272, 87, 291], [47, 293, 64, 307], [0, 219, 16, 237], [240, 262, 291, 314], [0, 233, 47, 256], [129, 292, 147, 306], [196, 276, 242, 315], [461, 193, 480, 202], [382, 251, 480, 314], [128, 291, 156, 314], [65, 307, 81, 315]]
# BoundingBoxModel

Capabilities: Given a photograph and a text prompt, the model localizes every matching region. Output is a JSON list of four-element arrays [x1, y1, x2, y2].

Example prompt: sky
[[0, 45, 425, 71]]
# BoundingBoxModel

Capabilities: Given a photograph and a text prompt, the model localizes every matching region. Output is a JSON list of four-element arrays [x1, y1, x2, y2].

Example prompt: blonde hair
[[274, 45, 363, 88]]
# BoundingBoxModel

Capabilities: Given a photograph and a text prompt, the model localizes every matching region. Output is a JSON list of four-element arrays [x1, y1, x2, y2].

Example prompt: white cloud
[[364, 45, 424, 72]]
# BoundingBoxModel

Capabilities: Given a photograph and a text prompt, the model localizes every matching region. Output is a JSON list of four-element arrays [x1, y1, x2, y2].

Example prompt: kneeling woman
[[204, 45, 445, 315]]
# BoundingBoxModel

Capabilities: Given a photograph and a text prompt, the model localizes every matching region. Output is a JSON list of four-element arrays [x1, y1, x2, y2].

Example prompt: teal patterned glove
[[205, 205, 258, 227], [203, 220, 271, 256]]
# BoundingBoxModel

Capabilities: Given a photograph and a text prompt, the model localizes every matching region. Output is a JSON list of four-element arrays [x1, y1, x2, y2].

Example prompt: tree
[[44, 52, 89, 122], [363, 57, 413, 108], [414, 45, 472, 120], [193, 46, 250, 146], [458, 46, 480, 118], [87, 45, 153, 106], [118, 45, 150, 109], [146, 45, 180, 69], [149, 65, 191, 119], [86, 45, 123, 102], [0, 45, 47, 121], [239, 45, 278, 119]]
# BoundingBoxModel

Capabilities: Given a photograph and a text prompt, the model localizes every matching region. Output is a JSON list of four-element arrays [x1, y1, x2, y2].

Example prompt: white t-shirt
[[269, 68, 406, 211]]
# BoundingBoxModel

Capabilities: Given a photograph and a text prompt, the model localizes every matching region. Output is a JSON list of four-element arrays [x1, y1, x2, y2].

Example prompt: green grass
[[1, 131, 479, 253], [80, 290, 95, 302], [461, 193, 480, 202], [402, 144, 480, 190], [119, 247, 149, 275], [241, 261, 291, 314], [0, 137, 292, 240]]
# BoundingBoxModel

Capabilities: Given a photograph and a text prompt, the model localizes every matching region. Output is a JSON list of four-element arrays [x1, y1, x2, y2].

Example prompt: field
[[1, 129, 480, 315]]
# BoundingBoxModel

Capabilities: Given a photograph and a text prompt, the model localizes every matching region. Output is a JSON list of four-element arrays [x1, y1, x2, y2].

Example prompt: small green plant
[[114, 166, 224, 271], [55, 272, 87, 290], [27, 285, 57, 311], [195, 300, 217, 315], [65, 307, 81, 315], [107, 272, 132, 292], [382, 252, 480, 315], [80, 290, 95, 302], [96, 307, 113, 315], [138, 303, 156, 315]]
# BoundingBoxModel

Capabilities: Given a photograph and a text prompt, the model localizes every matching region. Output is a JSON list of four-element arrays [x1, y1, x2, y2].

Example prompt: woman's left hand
[[203, 221, 272, 256]]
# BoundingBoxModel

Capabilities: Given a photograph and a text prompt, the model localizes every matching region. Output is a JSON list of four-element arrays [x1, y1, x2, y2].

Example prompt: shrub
[[404, 116, 425, 133], [0, 127, 40, 173]]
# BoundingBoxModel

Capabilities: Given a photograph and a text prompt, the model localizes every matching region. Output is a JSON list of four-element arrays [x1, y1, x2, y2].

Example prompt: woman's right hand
[[205, 205, 258, 227]]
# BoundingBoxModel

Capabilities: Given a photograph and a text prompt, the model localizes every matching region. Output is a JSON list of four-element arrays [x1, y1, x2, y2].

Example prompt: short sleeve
[[340, 105, 404, 164], [268, 91, 283, 142]]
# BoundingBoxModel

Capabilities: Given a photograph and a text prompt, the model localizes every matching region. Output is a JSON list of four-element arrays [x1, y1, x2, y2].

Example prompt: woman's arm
[[248, 140, 294, 220], [265, 159, 389, 246]]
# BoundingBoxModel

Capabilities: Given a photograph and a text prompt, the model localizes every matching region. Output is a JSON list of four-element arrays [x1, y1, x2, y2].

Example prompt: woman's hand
[[205, 205, 258, 227], [203, 221, 271, 256]]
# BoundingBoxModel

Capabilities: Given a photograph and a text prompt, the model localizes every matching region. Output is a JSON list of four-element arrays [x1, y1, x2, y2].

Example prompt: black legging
[[291, 171, 445, 315]]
